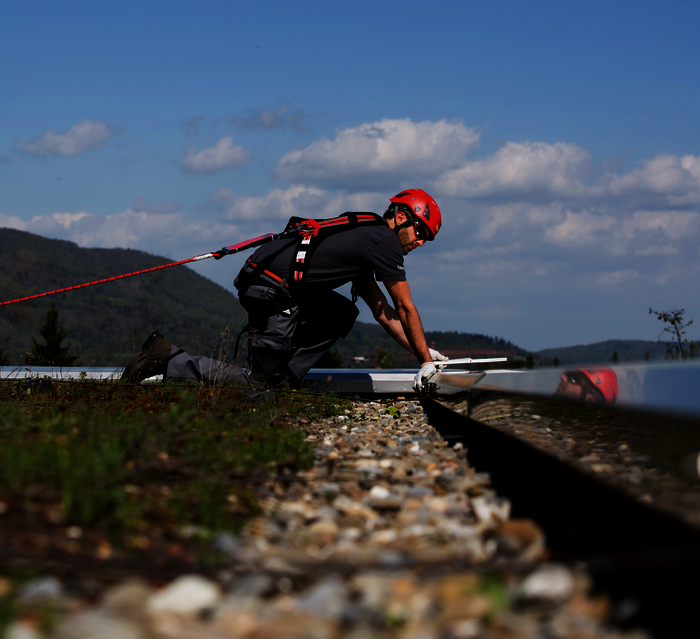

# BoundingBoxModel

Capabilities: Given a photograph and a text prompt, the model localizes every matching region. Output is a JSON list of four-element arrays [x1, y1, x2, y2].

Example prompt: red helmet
[[581, 367, 618, 406], [390, 188, 442, 240]]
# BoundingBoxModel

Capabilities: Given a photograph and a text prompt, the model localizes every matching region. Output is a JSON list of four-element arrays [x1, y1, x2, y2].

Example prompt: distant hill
[[0, 228, 247, 366], [535, 339, 669, 365], [335, 326, 527, 367]]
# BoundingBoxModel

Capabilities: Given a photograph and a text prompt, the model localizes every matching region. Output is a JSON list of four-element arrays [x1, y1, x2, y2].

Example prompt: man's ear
[[395, 211, 407, 225]]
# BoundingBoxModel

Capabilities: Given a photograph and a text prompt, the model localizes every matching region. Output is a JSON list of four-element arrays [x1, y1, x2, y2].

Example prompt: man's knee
[[247, 346, 291, 384]]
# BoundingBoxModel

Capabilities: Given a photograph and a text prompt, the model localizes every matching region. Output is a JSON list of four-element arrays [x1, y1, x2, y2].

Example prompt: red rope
[[0, 256, 203, 307], [0, 225, 310, 308]]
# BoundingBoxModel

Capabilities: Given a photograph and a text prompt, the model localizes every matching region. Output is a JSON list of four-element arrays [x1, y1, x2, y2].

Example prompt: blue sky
[[2, 0, 699, 351]]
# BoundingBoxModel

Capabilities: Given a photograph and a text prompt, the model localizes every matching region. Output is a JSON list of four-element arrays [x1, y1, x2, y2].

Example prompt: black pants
[[244, 288, 359, 384], [166, 287, 358, 386]]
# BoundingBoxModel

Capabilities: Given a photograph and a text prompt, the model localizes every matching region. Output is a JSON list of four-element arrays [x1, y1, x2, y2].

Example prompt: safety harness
[[233, 212, 386, 362], [283, 212, 385, 292], [237, 212, 385, 299]]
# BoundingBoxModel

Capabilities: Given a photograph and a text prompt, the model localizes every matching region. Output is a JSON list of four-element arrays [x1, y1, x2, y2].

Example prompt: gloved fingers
[[413, 362, 437, 394], [429, 348, 449, 370]]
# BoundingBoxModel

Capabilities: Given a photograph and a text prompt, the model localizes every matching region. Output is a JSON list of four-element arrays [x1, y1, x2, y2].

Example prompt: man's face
[[555, 373, 585, 400], [554, 371, 598, 405], [395, 212, 426, 255]]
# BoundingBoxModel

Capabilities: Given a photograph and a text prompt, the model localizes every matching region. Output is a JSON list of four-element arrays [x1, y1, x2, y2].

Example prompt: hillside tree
[[649, 308, 697, 360], [30, 302, 79, 366]]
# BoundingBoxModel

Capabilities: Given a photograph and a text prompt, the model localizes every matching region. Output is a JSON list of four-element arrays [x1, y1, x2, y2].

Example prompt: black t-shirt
[[247, 219, 406, 291]]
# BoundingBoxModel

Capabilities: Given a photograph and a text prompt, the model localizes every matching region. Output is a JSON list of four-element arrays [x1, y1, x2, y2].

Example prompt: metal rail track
[[421, 396, 700, 636]]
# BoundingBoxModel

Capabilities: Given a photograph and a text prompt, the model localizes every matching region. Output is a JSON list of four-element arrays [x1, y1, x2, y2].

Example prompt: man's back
[[245, 220, 406, 291]]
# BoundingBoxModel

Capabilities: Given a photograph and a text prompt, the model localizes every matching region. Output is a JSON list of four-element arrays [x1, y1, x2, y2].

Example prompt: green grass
[[0, 380, 349, 554]]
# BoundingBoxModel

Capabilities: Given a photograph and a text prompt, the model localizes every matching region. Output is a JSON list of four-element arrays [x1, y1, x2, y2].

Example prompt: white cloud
[[14, 120, 121, 158], [542, 207, 700, 255], [273, 118, 479, 190], [605, 154, 700, 207], [436, 141, 594, 200], [180, 136, 252, 175], [622, 210, 699, 241], [50, 212, 92, 229], [544, 209, 616, 246], [212, 185, 387, 223], [435, 143, 699, 210], [1, 208, 240, 259], [0, 213, 27, 230]]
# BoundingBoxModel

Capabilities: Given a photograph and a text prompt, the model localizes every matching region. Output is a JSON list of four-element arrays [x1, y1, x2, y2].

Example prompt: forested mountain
[[0, 229, 246, 367]]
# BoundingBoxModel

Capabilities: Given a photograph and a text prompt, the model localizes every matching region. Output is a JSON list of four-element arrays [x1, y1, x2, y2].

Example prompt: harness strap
[[288, 212, 385, 294], [246, 261, 290, 289]]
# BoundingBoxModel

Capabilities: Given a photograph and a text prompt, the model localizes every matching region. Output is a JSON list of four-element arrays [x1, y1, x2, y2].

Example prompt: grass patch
[[0, 380, 349, 565]]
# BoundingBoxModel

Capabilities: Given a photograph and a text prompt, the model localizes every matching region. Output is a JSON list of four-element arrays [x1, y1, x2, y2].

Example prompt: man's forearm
[[396, 303, 432, 364], [364, 280, 433, 364], [375, 309, 413, 354]]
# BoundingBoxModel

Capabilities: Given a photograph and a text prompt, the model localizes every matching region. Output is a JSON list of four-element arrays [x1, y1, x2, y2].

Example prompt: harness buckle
[[299, 219, 320, 239]]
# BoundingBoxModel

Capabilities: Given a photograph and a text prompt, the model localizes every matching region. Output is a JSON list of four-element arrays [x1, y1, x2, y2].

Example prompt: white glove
[[429, 348, 449, 370], [413, 362, 437, 394]]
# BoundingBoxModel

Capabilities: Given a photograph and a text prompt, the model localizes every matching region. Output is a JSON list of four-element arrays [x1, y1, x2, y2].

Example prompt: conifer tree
[[30, 303, 79, 366]]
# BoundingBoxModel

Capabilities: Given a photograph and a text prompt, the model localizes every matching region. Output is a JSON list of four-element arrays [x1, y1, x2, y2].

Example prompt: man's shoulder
[[352, 219, 396, 241]]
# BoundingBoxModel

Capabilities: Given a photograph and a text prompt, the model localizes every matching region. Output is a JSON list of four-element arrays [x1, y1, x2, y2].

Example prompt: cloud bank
[[274, 118, 480, 189], [14, 120, 122, 158], [210, 186, 386, 223], [180, 136, 252, 175]]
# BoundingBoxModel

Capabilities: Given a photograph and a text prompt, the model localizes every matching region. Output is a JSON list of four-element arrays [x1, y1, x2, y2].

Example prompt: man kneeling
[[121, 189, 447, 394]]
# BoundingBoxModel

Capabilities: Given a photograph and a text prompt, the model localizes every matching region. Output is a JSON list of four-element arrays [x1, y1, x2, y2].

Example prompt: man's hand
[[413, 362, 437, 394], [429, 348, 449, 370]]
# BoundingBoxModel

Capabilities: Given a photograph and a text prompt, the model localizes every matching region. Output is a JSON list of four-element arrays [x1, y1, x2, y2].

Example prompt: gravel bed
[[2, 399, 648, 638]]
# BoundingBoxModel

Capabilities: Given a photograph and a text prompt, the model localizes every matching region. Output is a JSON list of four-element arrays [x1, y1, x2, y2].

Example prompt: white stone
[[368, 485, 391, 500], [471, 496, 510, 524], [519, 564, 575, 602], [147, 575, 221, 616]]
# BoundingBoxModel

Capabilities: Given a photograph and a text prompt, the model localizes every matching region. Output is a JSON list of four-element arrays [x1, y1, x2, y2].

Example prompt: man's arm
[[359, 280, 432, 364]]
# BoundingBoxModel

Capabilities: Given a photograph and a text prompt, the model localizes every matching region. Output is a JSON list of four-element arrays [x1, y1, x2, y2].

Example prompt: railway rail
[[422, 390, 700, 636]]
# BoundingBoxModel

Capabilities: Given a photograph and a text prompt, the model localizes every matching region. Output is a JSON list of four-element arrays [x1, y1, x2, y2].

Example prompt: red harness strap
[[288, 213, 385, 287], [246, 261, 290, 289]]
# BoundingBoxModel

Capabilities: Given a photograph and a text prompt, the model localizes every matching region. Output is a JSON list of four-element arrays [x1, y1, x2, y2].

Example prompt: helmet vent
[[423, 204, 431, 220]]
